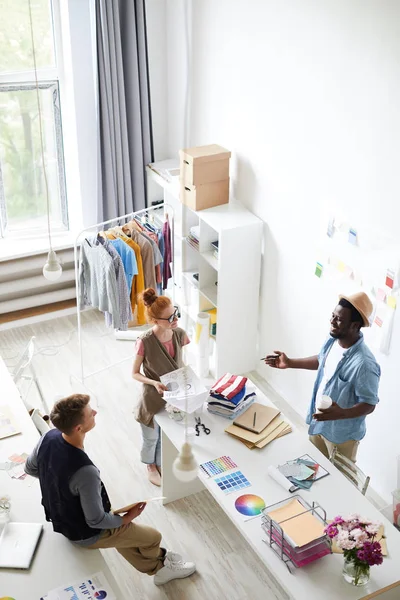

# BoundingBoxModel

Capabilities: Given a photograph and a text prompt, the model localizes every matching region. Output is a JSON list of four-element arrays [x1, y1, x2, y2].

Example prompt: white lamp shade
[[43, 250, 62, 281], [172, 441, 198, 482]]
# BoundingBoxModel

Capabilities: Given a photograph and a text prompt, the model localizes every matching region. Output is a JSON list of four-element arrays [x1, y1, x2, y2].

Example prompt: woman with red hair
[[132, 288, 190, 486]]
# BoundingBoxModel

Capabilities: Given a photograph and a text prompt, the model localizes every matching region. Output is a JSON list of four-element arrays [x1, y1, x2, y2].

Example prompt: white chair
[[12, 336, 49, 415], [330, 447, 370, 496], [31, 409, 51, 436]]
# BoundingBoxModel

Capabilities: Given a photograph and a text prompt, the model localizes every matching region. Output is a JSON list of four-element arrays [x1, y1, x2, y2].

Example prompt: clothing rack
[[73, 203, 174, 385]]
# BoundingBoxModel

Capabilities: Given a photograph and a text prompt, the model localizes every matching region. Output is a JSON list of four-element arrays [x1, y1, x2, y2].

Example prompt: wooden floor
[[0, 310, 288, 600]]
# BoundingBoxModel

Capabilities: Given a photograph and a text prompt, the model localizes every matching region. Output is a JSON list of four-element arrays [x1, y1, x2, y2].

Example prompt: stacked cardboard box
[[179, 144, 231, 211]]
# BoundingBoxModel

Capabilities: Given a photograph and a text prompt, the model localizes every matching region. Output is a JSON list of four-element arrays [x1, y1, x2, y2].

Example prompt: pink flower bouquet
[[325, 514, 384, 585]]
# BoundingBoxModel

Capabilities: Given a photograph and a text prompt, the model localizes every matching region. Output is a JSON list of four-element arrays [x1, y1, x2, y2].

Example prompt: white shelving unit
[[146, 160, 263, 378]]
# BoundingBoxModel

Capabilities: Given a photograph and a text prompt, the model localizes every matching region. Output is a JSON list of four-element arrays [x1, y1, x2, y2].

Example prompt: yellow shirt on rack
[[106, 231, 146, 325]]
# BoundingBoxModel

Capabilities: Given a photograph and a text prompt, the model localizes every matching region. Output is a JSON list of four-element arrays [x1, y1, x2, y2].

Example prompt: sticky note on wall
[[388, 296, 397, 309], [348, 228, 357, 245], [315, 262, 323, 278], [377, 288, 387, 303], [386, 269, 395, 289]]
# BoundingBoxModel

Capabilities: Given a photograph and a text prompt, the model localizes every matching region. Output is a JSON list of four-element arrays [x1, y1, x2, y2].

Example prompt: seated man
[[25, 393, 196, 586]]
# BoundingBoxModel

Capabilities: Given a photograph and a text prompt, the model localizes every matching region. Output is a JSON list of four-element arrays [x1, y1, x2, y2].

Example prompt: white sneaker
[[154, 551, 196, 586]]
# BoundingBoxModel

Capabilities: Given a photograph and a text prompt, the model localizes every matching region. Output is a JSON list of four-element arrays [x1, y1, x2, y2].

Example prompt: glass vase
[[342, 557, 370, 586]]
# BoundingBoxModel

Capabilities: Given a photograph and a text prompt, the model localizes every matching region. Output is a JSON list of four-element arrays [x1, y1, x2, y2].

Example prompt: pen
[[253, 411, 257, 428]]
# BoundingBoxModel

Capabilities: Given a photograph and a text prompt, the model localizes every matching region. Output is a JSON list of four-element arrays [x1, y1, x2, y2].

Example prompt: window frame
[[0, 0, 69, 239]]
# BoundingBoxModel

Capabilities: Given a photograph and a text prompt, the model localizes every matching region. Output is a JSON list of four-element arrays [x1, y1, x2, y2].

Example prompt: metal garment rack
[[73, 202, 175, 385]]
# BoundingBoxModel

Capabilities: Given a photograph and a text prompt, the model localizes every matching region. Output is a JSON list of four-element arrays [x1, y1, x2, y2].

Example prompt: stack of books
[[187, 225, 200, 251], [224, 402, 292, 449], [211, 240, 219, 259], [205, 307, 217, 336], [207, 373, 254, 419]]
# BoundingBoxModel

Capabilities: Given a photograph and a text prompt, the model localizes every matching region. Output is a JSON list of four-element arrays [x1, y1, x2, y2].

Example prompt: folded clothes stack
[[207, 373, 255, 419]]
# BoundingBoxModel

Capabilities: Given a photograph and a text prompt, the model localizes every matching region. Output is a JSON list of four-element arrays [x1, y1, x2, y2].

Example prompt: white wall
[[160, 0, 400, 503]]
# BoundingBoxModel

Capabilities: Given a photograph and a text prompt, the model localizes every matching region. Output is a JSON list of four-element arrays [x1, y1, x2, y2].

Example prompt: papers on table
[[225, 406, 292, 449], [43, 571, 116, 600], [5, 452, 29, 480], [0, 405, 21, 440], [267, 498, 325, 548], [277, 454, 330, 491], [161, 366, 207, 413]]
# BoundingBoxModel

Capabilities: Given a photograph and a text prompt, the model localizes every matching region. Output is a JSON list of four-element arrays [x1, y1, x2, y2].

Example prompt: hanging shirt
[[105, 231, 146, 326], [110, 238, 138, 292], [130, 230, 156, 290], [98, 237, 132, 330], [79, 240, 121, 329], [140, 231, 163, 266], [162, 219, 172, 290]]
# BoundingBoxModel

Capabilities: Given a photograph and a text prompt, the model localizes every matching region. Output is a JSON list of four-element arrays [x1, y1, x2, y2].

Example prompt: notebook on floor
[[0, 522, 43, 569]]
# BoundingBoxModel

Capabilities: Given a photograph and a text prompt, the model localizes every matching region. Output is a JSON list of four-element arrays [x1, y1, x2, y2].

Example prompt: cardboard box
[[180, 178, 229, 211], [180, 144, 231, 186]]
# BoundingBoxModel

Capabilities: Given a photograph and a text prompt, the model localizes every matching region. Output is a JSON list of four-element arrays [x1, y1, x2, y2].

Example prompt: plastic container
[[316, 395, 332, 414]]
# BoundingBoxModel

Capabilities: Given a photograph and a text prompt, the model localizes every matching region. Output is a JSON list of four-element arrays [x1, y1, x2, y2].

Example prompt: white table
[[156, 382, 400, 600], [0, 356, 123, 600]]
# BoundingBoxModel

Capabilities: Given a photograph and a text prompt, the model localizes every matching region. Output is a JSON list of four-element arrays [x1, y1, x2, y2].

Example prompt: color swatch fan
[[235, 494, 266, 517]]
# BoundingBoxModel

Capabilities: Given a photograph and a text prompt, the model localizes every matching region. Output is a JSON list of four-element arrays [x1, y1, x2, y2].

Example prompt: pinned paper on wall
[[348, 228, 358, 245], [388, 296, 397, 309], [327, 218, 335, 238], [315, 262, 323, 278], [369, 305, 395, 355], [344, 265, 353, 279], [376, 288, 387, 303], [385, 269, 395, 289], [338, 261, 345, 273]]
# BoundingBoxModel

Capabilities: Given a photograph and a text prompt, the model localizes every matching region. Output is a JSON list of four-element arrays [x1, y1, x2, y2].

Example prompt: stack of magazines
[[187, 226, 199, 250]]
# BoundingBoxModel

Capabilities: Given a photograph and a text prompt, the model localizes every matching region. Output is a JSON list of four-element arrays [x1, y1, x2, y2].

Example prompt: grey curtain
[[96, 0, 154, 222]]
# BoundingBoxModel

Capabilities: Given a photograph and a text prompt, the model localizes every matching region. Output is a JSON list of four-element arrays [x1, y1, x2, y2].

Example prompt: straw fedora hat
[[338, 292, 373, 327]]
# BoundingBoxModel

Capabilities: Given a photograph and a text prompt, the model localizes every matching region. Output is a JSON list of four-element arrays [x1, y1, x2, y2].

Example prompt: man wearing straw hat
[[265, 292, 380, 463]]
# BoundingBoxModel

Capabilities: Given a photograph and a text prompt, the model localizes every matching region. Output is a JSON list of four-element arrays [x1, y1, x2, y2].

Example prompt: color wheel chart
[[199, 456, 238, 477], [214, 471, 251, 495], [234, 494, 266, 517]]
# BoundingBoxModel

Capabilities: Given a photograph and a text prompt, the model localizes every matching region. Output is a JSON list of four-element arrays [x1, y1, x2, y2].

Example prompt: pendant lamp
[[28, 0, 62, 282], [172, 368, 198, 482]]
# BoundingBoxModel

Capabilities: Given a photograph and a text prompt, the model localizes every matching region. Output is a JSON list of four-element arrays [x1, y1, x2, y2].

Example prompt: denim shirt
[[307, 333, 380, 444]]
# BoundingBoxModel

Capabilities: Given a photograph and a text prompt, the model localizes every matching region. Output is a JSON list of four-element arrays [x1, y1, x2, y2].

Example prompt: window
[[0, 0, 68, 237]]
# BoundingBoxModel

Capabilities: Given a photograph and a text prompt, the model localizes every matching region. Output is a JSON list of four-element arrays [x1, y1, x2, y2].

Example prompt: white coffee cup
[[316, 394, 332, 413]]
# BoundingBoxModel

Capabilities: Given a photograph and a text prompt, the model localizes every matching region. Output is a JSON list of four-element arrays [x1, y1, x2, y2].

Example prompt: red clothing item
[[162, 219, 172, 289], [210, 373, 248, 400], [136, 333, 190, 359]]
